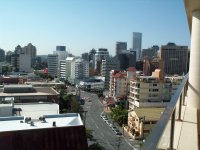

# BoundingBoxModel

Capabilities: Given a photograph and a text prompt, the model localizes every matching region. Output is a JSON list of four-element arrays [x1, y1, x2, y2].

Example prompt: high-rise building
[[47, 54, 58, 78], [118, 50, 136, 70], [54, 46, 68, 61], [81, 52, 89, 61], [56, 46, 66, 51], [132, 32, 142, 60], [161, 43, 188, 75], [141, 45, 159, 59], [0, 49, 5, 62], [65, 57, 89, 84], [88, 49, 96, 69], [11, 45, 22, 72], [94, 48, 109, 74], [22, 43, 37, 67], [116, 42, 127, 57], [101, 57, 118, 89], [6, 51, 13, 64], [19, 51, 32, 73]]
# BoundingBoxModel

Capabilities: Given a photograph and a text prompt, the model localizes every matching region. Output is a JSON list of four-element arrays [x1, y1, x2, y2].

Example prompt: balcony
[[141, 74, 199, 149]]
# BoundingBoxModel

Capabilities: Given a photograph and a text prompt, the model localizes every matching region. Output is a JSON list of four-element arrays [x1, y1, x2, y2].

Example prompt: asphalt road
[[81, 90, 135, 150]]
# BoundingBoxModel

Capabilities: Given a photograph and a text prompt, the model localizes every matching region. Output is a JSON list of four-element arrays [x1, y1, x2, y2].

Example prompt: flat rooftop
[[0, 86, 59, 97], [0, 113, 83, 132], [134, 107, 165, 120]]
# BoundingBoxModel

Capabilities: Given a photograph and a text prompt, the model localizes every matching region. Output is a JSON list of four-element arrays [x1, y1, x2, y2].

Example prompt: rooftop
[[0, 113, 83, 132], [134, 107, 165, 121]]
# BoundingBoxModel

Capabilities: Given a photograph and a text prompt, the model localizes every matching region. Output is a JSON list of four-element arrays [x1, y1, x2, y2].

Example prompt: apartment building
[[101, 57, 118, 89], [126, 69, 184, 138], [109, 67, 136, 99]]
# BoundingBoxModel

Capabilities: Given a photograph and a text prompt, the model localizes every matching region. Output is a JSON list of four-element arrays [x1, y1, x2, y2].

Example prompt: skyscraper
[[161, 43, 188, 75], [47, 54, 58, 78], [53, 46, 68, 61], [94, 48, 109, 74], [22, 43, 37, 67], [116, 42, 127, 57], [56, 46, 66, 51], [132, 32, 142, 60]]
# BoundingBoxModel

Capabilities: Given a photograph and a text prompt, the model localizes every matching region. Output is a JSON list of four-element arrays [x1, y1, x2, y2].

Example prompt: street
[[81, 90, 134, 150]]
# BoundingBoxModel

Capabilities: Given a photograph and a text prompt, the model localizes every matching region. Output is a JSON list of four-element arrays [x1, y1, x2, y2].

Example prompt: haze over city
[[0, 0, 190, 56]]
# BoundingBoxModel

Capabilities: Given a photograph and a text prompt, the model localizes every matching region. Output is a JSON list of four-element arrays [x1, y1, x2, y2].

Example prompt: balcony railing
[[141, 73, 188, 150]]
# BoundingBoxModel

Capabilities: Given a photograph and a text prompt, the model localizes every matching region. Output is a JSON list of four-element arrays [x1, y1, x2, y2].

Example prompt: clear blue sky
[[0, 0, 190, 56]]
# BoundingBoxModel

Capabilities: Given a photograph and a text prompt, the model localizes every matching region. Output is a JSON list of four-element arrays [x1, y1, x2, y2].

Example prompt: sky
[[0, 0, 190, 56]]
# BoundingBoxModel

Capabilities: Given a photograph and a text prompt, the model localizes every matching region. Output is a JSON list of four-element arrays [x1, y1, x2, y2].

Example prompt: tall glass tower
[[132, 32, 142, 60]]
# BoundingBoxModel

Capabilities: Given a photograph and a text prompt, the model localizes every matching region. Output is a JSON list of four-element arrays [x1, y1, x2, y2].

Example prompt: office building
[[22, 43, 37, 67], [118, 50, 136, 70], [47, 54, 58, 78], [116, 42, 127, 57], [54, 46, 68, 61], [88, 49, 96, 69], [6, 51, 12, 64], [132, 32, 142, 60], [56, 46, 66, 51], [94, 48, 109, 74], [141, 45, 159, 59], [161, 43, 188, 75], [19, 51, 32, 73], [81, 52, 89, 61], [0, 49, 5, 62]]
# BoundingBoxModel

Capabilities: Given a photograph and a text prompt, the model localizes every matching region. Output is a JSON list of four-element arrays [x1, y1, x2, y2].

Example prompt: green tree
[[110, 105, 128, 126], [86, 129, 95, 141], [88, 143, 106, 150], [70, 98, 83, 113]]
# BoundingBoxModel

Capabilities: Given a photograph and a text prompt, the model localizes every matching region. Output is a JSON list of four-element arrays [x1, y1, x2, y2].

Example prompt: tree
[[70, 98, 83, 113], [86, 129, 95, 141], [110, 105, 128, 126], [88, 143, 106, 150]]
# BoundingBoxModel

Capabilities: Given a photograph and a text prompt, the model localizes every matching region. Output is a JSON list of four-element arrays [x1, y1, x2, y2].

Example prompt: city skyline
[[0, 0, 190, 56]]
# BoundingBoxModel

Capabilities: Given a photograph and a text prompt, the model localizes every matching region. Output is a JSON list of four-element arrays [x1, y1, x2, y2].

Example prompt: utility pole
[[116, 137, 121, 150]]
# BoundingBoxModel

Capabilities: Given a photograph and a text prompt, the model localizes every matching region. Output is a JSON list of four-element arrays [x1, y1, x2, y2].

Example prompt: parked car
[[105, 120, 111, 125], [100, 113, 106, 118], [111, 126, 117, 131], [109, 123, 113, 128], [103, 117, 108, 122], [113, 129, 122, 135]]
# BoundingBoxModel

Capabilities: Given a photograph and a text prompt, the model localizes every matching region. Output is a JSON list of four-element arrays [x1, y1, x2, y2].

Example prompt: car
[[103, 117, 108, 122], [113, 129, 122, 136], [105, 120, 111, 125], [100, 114, 106, 118], [111, 126, 117, 131], [109, 123, 113, 128]]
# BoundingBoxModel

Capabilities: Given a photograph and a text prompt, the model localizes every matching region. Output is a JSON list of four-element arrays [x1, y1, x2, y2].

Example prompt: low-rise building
[[125, 107, 164, 138], [0, 85, 60, 103], [0, 114, 88, 150], [78, 77, 104, 92]]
